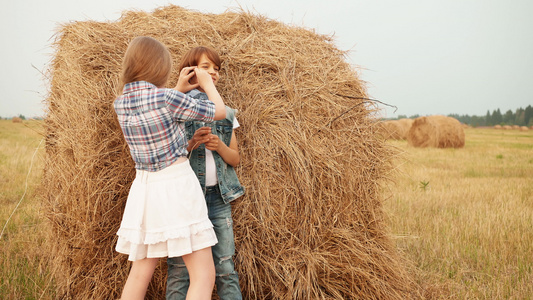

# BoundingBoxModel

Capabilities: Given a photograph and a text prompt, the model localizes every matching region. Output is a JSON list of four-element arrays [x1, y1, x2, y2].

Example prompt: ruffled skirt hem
[[116, 220, 218, 261]]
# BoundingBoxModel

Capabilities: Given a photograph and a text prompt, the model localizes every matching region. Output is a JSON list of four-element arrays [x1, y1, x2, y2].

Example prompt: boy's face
[[197, 53, 220, 86]]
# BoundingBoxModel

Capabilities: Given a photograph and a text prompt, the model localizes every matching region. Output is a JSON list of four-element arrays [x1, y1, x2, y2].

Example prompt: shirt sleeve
[[164, 89, 215, 122]]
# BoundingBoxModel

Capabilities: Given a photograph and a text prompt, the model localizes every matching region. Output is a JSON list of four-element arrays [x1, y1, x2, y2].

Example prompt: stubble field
[[0, 119, 532, 299]]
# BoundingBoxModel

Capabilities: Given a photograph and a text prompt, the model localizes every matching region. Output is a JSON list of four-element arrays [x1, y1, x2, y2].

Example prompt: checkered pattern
[[114, 81, 215, 171]]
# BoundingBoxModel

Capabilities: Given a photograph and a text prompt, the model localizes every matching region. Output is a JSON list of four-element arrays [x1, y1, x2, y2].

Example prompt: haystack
[[397, 118, 414, 138], [494, 125, 502, 129], [12, 117, 22, 123], [379, 118, 412, 140], [520, 126, 529, 131], [41, 5, 414, 299], [503, 125, 512, 130], [407, 115, 465, 148], [379, 120, 403, 140]]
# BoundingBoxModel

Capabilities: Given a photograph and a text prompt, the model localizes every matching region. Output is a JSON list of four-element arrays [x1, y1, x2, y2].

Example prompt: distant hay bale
[[407, 115, 465, 148], [379, 120, 403, 140], [520, 126, 529, 131], [41, 5, 414, 300], [494, 125, 502, 129], [397, 118, 414, 138], [512, 125, 520, 130], [12, 117, 22, 123], [379, 118, 412, 140], [503, 125, 512, 130]]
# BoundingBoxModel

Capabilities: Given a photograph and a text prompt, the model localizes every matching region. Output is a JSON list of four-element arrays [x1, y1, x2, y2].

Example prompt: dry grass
[[2, 122, 532, 299], [0, 119, 56, 299], [384, 127, 533, 299]]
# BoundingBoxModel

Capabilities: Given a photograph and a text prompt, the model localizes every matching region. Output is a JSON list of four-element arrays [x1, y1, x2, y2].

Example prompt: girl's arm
[[174, 67, 226, 121], [197, 74, 225, 120], [205, 131, 240, 167], [174, 66, 199, 92]]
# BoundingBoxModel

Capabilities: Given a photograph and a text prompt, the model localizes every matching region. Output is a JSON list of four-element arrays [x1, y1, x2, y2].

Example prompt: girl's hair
[[178, 46, 221, 71], [120, 36, 172, 88]]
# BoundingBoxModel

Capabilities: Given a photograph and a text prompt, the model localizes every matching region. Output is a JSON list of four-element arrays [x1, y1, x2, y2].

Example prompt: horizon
[[2, 1, 532, 119]]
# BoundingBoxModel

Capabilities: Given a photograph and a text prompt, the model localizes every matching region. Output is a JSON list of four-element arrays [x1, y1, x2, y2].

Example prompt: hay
[[378, 118, 412, 140], [520, 126, 529, 131], [407, 115, 465, 148], [494, 125, 502, 129], [12, 117, 22, 123], [41, 5, 414, 299], [503, 125, 512, 130], [397, 118, 414, 138], [379, 120, 403, 140]]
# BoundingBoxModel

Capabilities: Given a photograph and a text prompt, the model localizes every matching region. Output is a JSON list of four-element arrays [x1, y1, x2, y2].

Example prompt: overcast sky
[[1, 0, 532, 119]]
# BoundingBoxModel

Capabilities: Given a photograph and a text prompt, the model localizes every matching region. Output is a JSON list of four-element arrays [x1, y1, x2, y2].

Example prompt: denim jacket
[[185, 89, 245, 204]]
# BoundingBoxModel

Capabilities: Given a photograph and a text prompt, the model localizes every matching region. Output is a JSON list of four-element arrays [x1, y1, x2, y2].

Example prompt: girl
[[114, 37, 226, 300], [166, 47, 245, 300]]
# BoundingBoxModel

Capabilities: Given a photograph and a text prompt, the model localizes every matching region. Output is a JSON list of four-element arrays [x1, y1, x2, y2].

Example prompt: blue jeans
[[166, 185, 242, 300]]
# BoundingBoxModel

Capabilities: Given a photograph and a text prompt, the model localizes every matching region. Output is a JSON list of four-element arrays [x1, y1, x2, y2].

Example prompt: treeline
[[396, 105, 533, 127], [1, 115, 44, 121], [1, 114, 26, 120]]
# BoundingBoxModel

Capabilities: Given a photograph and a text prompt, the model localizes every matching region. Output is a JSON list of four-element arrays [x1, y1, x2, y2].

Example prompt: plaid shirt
[[114, 81, 215, 172]]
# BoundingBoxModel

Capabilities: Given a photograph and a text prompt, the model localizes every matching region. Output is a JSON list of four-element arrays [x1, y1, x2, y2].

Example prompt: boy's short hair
[[120, 36, 172, 88], [178, 46, 221, 71]]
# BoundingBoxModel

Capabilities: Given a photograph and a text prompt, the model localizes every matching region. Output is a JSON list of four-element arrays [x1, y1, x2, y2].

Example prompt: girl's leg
[[120, 257, 159, 300], [181, 247, 216, 300]]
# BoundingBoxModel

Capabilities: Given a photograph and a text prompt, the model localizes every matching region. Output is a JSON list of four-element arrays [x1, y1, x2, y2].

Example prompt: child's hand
[[205, 134, 220, 151], [188, 127, 212, 151], [194, 68, 216, 90], [174, 66, 199, 93]]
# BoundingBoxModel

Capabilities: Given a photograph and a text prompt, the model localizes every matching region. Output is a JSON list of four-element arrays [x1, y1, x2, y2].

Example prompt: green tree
[[503, 110, 514, 125], [471, 115, 484, 127], [492, 109, 503, 125], [515, 108, 525, 126], [485, 110, 492, 126], [524, 105, 533, 126]]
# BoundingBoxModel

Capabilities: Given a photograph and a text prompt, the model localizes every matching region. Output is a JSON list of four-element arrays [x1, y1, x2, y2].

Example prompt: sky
[[1, 0, 532, 119]]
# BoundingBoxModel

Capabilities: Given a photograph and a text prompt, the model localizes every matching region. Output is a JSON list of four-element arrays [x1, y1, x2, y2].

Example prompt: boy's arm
[[206, 132, 240, 167], [187, 127, 212, 152]]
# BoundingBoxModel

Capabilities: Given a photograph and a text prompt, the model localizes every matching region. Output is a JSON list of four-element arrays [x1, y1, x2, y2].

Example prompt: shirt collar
[[123, 81, 157, 94], [187, 88, 203, 98]]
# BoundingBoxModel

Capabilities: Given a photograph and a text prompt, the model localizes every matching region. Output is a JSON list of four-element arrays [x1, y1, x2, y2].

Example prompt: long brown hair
[[178, 46, 221, 71], [120, 36, 172, 88]]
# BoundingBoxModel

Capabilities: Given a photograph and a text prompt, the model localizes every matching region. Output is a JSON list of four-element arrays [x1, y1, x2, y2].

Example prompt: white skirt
[[116, 160, 217, 261]]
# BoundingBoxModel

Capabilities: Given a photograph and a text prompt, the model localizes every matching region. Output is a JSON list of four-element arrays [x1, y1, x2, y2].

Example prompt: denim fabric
[[166, 186, 242, 300], [184, 89, 245, 204]]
